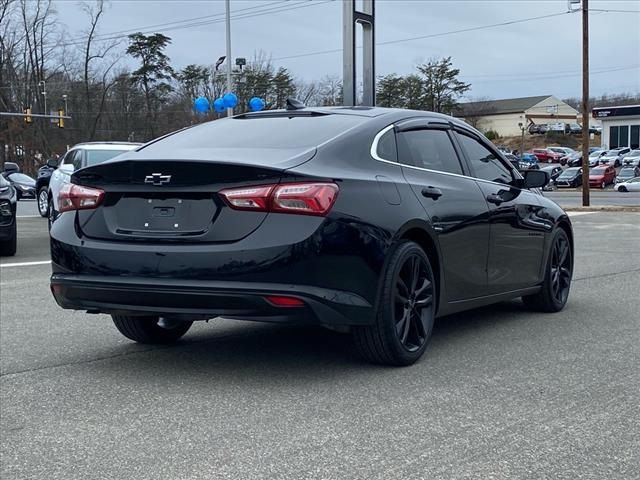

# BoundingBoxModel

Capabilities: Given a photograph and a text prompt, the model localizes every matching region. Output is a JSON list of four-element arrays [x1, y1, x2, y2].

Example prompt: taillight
[[219, 182, 339, 217], [58, 184, 105, 213]]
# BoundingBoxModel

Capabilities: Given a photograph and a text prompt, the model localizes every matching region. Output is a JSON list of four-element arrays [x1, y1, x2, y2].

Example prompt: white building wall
[[526, 96, 579, 121], [599, 117, 640, 150], [468, 112, 524, 136]]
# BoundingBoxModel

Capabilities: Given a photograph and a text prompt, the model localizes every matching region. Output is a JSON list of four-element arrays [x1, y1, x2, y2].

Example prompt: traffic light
[[24, 107, 32, 124], [58, 109, 64, 128]]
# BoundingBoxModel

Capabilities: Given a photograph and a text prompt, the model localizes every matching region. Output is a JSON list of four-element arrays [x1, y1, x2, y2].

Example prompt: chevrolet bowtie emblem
[[144, 173, 172, 186]]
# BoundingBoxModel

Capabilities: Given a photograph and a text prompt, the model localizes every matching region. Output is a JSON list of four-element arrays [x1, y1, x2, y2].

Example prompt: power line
[[467, 65, 640, 83], [49, 0, 334, 49], [588, 8, 640, 13], [56, 0, 290, 47], [272, 11, 576, 61]]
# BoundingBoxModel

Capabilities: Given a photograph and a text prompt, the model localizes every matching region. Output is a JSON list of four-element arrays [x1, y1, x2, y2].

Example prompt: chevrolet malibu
[[50, 106, 574, 366]]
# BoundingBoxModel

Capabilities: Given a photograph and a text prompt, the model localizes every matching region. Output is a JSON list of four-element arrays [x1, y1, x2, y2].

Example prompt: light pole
[[225, 0, 233, 117], [518, 122, 525, 158], [38, 80, 47, 115]]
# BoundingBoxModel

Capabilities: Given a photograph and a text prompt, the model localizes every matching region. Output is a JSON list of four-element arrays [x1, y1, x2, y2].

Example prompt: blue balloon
[[193, 96, 209, 113], [222, 92, 238, 109], [213, 98, 226, 113], [248, 97, 265, 112]]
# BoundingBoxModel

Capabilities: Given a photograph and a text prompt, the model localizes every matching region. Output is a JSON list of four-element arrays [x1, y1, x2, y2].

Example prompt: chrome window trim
[[370, 124, 519, 188], [370, 124, 396, 162]]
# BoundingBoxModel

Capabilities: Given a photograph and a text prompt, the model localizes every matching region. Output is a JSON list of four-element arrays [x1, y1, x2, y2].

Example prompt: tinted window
[[456, 133, 512, 184], [72, 151, 83, 170], [141, 115, 365, 153], [85, 149, 129, 167], [396, 129, 463, 175], [376, 128, 397, 162]]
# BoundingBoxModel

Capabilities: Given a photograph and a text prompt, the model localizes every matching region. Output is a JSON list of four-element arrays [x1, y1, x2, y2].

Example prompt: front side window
[[455, 133, 512, 184], [396, 129, 463, 175]]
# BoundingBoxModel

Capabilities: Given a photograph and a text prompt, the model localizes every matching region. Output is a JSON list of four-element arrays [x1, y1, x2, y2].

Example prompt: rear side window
[[375, 128, 397, 162], [396, 129, 463, 175], [455, 133, 512, 184], [140, 114, 365, 152]]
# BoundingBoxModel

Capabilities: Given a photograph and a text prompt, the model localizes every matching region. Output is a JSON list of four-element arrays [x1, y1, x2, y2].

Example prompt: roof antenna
[[286, 98, 306, 110]]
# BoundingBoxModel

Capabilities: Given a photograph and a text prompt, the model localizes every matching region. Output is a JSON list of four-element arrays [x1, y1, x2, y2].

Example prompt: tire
[[111, 315, 192, 344], [37, 187, 49, 217], [353, 241, 436, 366], [0, 221, 17, 256], [619, 186, 628, 192], [15, 190, 21, 201], [601, 181, 606, 189], [523, 229, 572, 313]]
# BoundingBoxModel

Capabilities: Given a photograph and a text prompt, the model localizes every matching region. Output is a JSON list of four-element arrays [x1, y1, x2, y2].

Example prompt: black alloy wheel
[[353, 241, 436, 366], [523, 229, 572, 312]]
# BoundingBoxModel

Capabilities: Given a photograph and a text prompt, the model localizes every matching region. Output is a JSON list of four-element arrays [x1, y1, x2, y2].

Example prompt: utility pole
[[225, 0, 233, 117], [581, 0, 590, 206]]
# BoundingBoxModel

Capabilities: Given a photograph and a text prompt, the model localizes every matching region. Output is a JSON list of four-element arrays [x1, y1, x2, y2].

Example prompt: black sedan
[[5, 172, 36, 200], [49, 106, 574, 366], [0, 175, 17, 256], [555, 167, 583, 188]]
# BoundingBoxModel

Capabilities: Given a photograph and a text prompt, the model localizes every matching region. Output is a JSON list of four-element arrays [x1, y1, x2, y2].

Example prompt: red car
[[530, 148, 564, 163], [589, 166, 616, 189]]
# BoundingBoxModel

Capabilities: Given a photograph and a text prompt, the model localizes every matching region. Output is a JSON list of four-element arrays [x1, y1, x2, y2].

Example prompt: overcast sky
[[53, 0, 640, 101]]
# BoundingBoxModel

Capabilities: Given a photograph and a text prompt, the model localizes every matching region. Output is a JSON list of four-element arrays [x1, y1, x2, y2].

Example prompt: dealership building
[[592, 104, 640, 150]]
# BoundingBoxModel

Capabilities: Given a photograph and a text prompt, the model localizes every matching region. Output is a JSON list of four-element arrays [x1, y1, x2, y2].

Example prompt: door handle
[[486, 193, 504, 205], [421, 186, 443, 200]]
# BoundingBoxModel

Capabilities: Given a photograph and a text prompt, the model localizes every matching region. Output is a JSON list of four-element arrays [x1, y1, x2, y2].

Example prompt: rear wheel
[[112, 315, 192, 344], [353, 241, 436, 366], [523, 229, 572, 312], [619, 186, 628, 192], [0, 221, 17, 256], [37, 187, 49, 217]]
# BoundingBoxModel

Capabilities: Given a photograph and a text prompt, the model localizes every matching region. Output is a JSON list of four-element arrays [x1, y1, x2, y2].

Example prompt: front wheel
[[353, 241, 436, 366], [112, 315, 192, 344], [523, 229, 572, 312], [37, 187, 49, 217], [619, 186, 628, 192]]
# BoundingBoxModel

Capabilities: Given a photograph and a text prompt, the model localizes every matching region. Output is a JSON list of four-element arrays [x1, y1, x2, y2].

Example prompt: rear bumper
[[51, 274, 374, 326]]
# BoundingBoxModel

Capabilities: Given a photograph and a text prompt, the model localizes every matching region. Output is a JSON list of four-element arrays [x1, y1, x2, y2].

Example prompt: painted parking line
[[0, 260, 51, 268], [567, 211, 597, 217], [17, 215, 43, 218]]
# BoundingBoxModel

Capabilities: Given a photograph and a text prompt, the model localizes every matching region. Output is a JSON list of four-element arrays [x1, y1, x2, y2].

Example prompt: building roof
[[456, 95, 552, 117]]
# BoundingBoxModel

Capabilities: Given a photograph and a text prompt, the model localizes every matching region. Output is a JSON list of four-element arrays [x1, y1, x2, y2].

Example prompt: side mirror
[[46, 158, 59, 168], [524, 169, 549, 189], [60, 164, 75, 174]]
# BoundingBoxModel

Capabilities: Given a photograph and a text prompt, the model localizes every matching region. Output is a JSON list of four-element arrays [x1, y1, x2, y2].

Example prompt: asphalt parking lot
[[1, 209, 639, 479]]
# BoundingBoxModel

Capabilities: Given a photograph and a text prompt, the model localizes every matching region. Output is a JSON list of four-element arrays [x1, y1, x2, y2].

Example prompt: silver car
[[599, 147, 631, 167], [46, 142, 141, 221]]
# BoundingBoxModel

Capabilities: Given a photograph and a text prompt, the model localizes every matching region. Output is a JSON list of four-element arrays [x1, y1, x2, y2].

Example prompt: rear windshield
[[140, 114, 365, 152], [591, 168, 607, 174], [8, 173, 33, 183], [85, 149, 129, 166], [559, 168, 579, 177]]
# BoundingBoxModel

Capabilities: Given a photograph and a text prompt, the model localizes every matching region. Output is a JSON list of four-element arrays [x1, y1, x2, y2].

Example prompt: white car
[[599, 147, 631, 168], [621, 149, 640, 167], [614, 176, 640, 192], [46, 142, 141, 219], [548, 147, 574, 156]]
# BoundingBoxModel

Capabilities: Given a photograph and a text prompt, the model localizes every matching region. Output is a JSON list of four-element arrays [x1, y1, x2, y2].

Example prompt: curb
[[563, 206, 640, 212]]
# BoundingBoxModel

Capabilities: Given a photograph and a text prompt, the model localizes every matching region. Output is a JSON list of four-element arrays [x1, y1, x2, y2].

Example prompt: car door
[[394, 120, 491, 302], [453, 130, 548, 294]]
